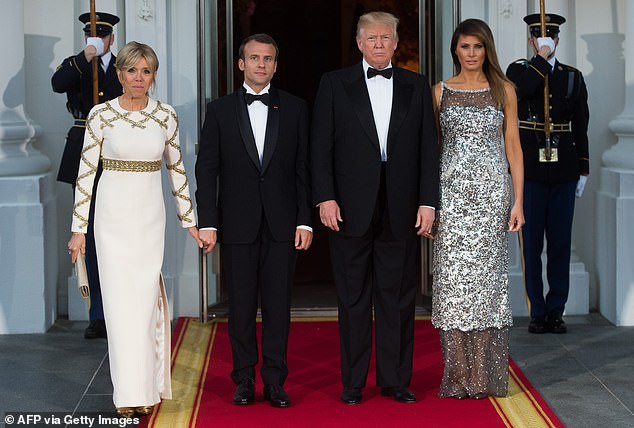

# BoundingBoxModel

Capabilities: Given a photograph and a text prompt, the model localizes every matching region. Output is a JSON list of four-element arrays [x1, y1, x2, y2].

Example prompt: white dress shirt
[[363, 58, 393, 162], [101, 51, 112, 72], [244, 83, 269, 163]]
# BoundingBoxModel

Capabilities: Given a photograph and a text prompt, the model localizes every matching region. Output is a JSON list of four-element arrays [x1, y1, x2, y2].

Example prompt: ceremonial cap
[[78, 12, 120, 37], [523, 13, 565, 38]]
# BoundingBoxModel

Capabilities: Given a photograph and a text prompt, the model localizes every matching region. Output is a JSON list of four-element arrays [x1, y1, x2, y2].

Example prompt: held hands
[[415, 206, 436, 238], [508, 203, 525, 232], [199, 229, 217, 254], [295, 229, 313, 250], [319, 200, 342, 232], [68, 233, 86, 264], [188, 226, 204, 249]]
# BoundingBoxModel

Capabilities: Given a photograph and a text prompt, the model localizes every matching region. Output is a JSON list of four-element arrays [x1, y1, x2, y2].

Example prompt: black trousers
[[329, 164, 417, 388], [522, 179, 576, 317], [223, 215, 297, 386]]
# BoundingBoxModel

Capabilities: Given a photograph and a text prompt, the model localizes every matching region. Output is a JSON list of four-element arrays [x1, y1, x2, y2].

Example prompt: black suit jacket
[[52, 52, 122, 184], [506, 56, 589, 183], [196, 87, 312, 244], [311, 63, 439, 239]]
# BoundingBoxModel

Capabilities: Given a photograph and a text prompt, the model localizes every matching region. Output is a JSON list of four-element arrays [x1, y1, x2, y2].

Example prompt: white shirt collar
[[548, 56, 556, 70], [101, 51, 112, 70], [243, 82, 271, 95]]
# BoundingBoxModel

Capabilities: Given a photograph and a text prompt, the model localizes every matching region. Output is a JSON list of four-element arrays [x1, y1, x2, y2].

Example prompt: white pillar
[[0, 0, 57, 333], [598, 2, 634, 326]]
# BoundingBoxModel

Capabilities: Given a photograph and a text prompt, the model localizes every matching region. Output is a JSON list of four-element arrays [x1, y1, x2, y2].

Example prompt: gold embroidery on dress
[[102, 158, 162, 172], [72, 106, 108, 230], [163, 110, 193, 223]]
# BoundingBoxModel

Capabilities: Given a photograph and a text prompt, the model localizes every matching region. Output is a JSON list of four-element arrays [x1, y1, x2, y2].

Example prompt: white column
[[123, 0, 204, 317], [0, 0, 57, 333], [598, 2, 634, 326]]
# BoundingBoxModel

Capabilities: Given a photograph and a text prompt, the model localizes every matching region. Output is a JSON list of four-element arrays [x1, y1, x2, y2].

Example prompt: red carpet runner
[[142, 317, 563, 427]]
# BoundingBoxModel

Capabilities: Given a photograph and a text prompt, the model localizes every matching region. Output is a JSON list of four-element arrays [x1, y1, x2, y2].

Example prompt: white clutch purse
[[75, 252, 90, 299]]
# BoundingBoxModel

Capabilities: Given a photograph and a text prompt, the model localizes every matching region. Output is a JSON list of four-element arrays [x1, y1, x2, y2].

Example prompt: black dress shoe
[[547, 314, 567, 334], [84, 320, 107, 339], [381, 387, 416, 403], [263, 384, 291, 407], [528, 316, 547, 334], [233, 378, 255, 405], [341, 387, 362, 405]]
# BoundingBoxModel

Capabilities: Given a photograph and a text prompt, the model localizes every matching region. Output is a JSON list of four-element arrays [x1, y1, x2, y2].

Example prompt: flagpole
[[90, 0, 99, 105], [539, 0, 553, 161]]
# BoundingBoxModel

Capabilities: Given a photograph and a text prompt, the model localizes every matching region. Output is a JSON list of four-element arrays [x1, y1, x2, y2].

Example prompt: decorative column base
[[0, 174, 57, 333], [597, 168, 634, 326]]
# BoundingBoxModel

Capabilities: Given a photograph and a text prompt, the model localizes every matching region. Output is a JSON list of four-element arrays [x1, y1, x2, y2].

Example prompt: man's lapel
[[387, 68, 413, 156], [343, 63, 381, 154], [261, 87, 280, 175], [235, 89, 262, 171]]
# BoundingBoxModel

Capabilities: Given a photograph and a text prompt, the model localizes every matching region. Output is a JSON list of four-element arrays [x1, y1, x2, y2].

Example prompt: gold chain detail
[[102, 158, 162, 172]]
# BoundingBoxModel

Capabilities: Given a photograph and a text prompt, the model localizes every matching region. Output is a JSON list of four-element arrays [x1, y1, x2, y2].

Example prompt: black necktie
[[244, 92, 270, 106], [367, 67, 393, 79]]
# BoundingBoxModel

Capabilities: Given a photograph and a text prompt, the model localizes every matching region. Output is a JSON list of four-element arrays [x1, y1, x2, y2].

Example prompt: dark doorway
[[210, 0, 430, 310]]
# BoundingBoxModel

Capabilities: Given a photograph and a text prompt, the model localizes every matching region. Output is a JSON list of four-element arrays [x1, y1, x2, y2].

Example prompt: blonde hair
[[357, 11, 399, 41], [116, 41, 159, 73], [115, 41, 159, 94]]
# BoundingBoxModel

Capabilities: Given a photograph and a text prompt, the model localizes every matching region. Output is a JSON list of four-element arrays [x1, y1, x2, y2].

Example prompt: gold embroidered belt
[[519, 120, 572, 132], [73, 119, 86, 128], [102, 158, 162, 172]]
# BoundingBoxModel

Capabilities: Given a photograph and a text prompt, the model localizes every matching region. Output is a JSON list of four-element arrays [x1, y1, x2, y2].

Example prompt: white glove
[[537, 37, 555, 55], [576, 175, 588, 198], [86, 37, 105, 56]]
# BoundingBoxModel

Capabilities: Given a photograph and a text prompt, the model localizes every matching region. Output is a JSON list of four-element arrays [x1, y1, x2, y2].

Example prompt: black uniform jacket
[[195, 87, 312, 244], [52, 51, 122, 184], [506, 55, 589, 183]]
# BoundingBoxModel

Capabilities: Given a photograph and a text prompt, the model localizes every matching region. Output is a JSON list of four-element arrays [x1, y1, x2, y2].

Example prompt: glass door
[[197, 0, 460, 316]]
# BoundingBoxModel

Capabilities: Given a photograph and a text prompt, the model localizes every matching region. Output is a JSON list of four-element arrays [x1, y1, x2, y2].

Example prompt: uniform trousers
[[522, 179, 577, 318]]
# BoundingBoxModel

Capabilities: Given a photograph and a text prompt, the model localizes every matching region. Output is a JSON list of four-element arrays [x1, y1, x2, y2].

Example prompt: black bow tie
[[367, 67, 393, 79], [244, 92, 270, 106]]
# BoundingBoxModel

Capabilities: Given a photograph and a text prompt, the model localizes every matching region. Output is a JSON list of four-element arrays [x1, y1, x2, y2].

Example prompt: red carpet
[[143, 317, 563, 427]]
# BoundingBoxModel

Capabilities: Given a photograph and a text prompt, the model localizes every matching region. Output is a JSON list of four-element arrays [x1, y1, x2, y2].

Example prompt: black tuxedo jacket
[[196, 87, 312, 244], [311, 63, 439, 239], [52, 52, 122, 184]]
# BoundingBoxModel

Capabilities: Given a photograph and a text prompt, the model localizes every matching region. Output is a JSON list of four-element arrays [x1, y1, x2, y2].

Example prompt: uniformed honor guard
[[52, 12, 123, 339], [506, 13, 589, 334]]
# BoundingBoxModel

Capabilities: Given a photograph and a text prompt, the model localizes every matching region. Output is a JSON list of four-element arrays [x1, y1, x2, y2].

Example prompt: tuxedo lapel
[[343, 64, 381, 154], [235, 90, 262, 171], [387, 69, 413, 157], [261, 88, 280, 174]]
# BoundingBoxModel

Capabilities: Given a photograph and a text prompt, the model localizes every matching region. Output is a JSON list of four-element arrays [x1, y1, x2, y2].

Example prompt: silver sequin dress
[[432, 83, 513, 398]]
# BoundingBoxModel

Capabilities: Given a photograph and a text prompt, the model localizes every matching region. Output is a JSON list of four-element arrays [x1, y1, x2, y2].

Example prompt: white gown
[[71, 98, 195, 407]]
